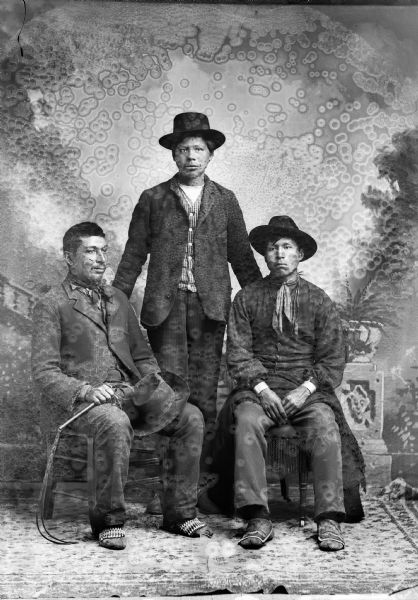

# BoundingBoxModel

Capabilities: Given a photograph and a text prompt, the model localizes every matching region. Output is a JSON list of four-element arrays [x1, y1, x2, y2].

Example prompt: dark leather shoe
[[146, 493, 163, 515], [197, 489, 224, 515]]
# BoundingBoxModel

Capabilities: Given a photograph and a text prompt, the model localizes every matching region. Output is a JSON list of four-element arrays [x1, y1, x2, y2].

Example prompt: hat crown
[[268, 215, 299, 233], [173, 112, 211, 135], [159, 112, 225, 150], [248, 214, 317, 260]]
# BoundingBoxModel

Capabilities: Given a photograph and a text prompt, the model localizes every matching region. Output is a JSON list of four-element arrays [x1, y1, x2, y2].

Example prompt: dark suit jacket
[[31, 277, 164, 435], [113, 175, 262, 327]]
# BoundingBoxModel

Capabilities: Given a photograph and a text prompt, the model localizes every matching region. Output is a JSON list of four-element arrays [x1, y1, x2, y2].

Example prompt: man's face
[[265, 237, 304, 280], [65, 236, 108, 287], [173, 136, 212, 183]]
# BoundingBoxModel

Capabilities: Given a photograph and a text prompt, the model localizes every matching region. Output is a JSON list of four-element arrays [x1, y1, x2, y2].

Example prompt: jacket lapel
[[196, 177, 217, 229], [169, 177, 189, 217], [102, 285, 118, 324], [103, 287, 140, 377], [62, 279, 107, 333]]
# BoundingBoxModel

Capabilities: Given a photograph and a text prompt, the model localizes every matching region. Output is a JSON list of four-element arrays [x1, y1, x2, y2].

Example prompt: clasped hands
[[258, 385, 311, 424]]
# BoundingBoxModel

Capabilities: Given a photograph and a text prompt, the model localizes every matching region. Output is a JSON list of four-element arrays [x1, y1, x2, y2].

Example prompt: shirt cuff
[[302, 380, 317, 394], [253, 381, 269, 395], [70, 383, 92, 412], [76, 383, 93, 402]]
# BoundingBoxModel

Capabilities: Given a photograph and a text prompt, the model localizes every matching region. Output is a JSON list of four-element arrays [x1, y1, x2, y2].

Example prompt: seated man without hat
[[32, 221, 212, 549], [199, 216, 365, 551]]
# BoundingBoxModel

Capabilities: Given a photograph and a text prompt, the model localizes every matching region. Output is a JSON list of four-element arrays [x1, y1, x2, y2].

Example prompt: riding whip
[[36, 402, 96, 544]]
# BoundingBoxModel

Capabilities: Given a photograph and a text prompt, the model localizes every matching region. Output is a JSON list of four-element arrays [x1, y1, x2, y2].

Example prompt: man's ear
[[298, 248, 304, 261], [64, 251, 73, 268]]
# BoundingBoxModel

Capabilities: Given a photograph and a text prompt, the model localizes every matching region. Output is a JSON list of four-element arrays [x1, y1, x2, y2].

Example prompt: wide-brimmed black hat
[[159, 112, 226, 150], [249, 216, 317, 260]]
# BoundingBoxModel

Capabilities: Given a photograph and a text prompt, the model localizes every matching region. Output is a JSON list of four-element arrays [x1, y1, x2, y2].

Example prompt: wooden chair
[[217, 367, 312, 526], [43, 429, 161, 519], [266, 424, 310, 527]]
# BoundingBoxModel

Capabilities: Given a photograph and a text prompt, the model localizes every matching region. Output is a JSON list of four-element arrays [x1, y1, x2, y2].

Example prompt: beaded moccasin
[[98, 527, 127, 550]]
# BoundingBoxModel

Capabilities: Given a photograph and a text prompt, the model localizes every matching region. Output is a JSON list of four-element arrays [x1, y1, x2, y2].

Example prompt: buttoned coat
[[31, 278, 176, 436], [113, 176, 262, 327]]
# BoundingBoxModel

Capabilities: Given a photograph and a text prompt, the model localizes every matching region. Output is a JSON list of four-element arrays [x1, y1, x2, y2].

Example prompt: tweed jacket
[[113, 175, 262, 328], [31, 277, 164, 433]]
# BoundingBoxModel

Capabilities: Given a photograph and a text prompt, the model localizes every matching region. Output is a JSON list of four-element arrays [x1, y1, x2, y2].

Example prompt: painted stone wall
[[1, 1, 418, 483]]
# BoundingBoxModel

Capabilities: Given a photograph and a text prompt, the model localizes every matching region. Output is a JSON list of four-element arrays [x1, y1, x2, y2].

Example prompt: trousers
[[147, 289, 225, 472], [71, 400, 204, 533], [210, 395, 346, 523]]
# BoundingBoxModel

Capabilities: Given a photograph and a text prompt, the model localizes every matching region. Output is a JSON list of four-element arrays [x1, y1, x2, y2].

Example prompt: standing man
[[202, 216, 365, 551], [113, 112, 262, 470], [32, 222, 212, 550]]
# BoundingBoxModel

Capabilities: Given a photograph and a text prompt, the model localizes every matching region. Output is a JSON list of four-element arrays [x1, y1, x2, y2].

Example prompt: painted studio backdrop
[[1, 1, 418, 485]]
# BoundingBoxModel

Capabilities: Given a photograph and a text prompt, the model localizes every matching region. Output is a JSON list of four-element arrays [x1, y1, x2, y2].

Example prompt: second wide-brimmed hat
[[249, 215, 317, 260], [159, 112, 226, 150], [123, 370, 189, 436]]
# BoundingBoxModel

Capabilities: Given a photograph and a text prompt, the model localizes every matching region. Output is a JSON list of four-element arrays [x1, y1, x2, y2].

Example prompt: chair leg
[[280, 477, 291, 502], [298, 450, 309, 527], [86, 435, 96, 514]]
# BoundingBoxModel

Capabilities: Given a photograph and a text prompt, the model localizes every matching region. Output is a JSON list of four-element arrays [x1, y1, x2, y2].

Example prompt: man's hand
[[258, 388, 288, 424], [85, 383, 115, 405], [282, 385, 311, 418]]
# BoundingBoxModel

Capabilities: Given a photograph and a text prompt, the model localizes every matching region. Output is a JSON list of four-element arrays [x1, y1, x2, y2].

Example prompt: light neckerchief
[[272, 276, 299, 336], [69, 279, 104, 308]]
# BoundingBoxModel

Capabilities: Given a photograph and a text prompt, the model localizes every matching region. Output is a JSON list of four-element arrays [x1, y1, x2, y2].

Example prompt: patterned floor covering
[[2, 494, 418, 598]]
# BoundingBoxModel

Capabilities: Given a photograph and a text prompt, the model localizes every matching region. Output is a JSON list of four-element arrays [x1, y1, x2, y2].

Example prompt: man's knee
[[305, 403, 340, 452], [309, 403, 338, 432], [178, 402, 205, 434], [234, 401, 266, 435], [93, 404, 134, 440], [166, 403, 204, 459]]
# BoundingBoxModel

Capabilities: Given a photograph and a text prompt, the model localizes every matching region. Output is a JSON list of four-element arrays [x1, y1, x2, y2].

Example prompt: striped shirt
[[173, 181, 203, 292]]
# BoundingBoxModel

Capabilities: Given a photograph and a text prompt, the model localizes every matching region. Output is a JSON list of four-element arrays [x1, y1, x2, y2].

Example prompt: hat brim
[[249, 225, 317, 260], [159, 129, 226, 150], [123, 371, 189, 436]]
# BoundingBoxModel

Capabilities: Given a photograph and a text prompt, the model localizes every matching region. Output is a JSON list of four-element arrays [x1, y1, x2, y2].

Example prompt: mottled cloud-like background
[[1, 1, 418, 481]]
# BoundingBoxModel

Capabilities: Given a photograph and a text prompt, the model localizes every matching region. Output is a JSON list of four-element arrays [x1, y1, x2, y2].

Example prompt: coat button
[[165, 293, 171, 299]]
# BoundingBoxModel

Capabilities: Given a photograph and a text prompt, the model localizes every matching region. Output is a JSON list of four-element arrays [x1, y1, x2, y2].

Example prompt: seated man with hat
[[32, 221, 212, 550], [113, 112, 261, 476], [200, 216, 365, 551]]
